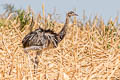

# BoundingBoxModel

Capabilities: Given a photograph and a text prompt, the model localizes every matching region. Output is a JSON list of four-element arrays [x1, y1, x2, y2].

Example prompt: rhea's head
[[67, 11, 78, 17]]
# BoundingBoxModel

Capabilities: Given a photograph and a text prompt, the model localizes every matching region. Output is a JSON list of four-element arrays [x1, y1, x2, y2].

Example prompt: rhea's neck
[[57, 15, 70, 42], [64, 15, 70, 27]]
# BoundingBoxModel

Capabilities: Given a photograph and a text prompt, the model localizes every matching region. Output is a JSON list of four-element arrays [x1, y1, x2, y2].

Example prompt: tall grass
[[0, 6, 120, 80]]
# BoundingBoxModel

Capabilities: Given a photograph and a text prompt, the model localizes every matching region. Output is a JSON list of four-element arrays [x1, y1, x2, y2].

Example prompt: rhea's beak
[[74, 13, 78, 16]]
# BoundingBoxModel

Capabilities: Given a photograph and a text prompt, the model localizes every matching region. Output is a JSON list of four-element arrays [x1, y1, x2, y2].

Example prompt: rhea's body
[[22, 28, 59, 51], [22, 11, 78, 52]]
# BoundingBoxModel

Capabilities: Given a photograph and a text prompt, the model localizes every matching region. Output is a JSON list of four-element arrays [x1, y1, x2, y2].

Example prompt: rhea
[[22, 11, 78, 69]]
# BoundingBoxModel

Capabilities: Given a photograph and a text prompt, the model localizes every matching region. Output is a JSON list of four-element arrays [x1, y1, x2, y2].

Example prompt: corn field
[[0, 5, 120, 80]]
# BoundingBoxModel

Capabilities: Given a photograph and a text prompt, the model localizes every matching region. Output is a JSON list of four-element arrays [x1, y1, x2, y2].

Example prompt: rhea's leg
[[24, 46, 42, 74], [23, 49, 34, 76], [34, 54, 38, 74], [24, 49, 34, 63], [34, 51, 41, 74]]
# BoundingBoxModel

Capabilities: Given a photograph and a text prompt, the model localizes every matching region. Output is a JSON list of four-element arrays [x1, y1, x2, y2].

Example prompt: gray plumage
[[22, 11, 78, 52]]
